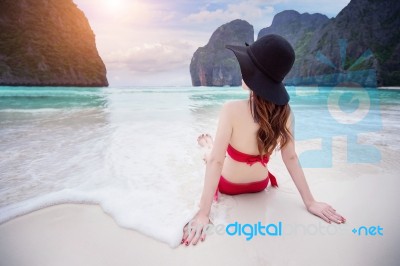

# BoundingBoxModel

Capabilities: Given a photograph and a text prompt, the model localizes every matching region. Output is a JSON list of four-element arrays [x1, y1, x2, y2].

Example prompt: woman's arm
[[182, 102, 233, 245], [280, 112, 315, 208], [281, 111, 346, 224], [198, 102, 233, 215]]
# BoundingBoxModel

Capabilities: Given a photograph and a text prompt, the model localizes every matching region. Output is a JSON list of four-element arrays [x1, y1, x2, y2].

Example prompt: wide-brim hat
[[226, 34, 295, 105]]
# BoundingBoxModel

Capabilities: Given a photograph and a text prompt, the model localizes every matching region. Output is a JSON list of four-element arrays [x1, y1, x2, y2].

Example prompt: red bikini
[[214, 144, 278, 201]]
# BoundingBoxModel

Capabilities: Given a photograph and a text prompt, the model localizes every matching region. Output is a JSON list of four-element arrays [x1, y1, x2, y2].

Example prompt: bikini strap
[[227, 144, 270, 167], [268, 172, 278, 187]]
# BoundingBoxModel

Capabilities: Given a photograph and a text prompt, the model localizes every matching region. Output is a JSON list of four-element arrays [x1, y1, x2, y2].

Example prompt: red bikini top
[[227, 144, 270, 167]]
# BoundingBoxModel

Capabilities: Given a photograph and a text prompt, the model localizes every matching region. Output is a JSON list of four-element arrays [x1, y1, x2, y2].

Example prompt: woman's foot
[[197, 133, 213, 149], [197, 134, 213, 164]]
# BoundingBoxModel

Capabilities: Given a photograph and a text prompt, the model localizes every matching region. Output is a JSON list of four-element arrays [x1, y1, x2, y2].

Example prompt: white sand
[[1, 144, 399, 266], [1, 109, 400, 266]]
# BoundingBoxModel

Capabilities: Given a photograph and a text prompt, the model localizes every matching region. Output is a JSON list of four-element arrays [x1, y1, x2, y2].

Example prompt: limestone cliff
[[284, 0, 400, 86], [258, 10, 329, 49], [190, 0, 400, 87], [190, 19, 254, 86], [0, 0, 108, 87]]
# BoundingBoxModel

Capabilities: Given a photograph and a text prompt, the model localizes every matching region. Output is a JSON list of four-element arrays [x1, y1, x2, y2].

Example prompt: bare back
[[221, 99, 270, 183]]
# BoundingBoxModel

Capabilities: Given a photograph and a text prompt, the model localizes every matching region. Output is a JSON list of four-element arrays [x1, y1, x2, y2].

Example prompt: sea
[[0, 85, 399, 247]]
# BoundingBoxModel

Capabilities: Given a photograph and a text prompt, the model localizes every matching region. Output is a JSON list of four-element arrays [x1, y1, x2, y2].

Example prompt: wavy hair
[[249, 91, 293, 156]]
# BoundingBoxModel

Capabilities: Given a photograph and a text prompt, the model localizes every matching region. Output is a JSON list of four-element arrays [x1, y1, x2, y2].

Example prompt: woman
[[182, 34, 346, 246]]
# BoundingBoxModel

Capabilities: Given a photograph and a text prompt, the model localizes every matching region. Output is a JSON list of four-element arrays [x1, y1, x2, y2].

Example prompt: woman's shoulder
[[223, 99, 247, 109], [221, 100, 248, 120]]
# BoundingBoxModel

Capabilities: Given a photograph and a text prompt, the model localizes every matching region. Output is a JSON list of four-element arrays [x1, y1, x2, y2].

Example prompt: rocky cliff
[[284, 0, 400, 86], [0, 0, 108, 87], [257, 10, 329, 84], [190, 19, 254, 86], [191, 0, 400, 87], [258, 10, 329, 49]]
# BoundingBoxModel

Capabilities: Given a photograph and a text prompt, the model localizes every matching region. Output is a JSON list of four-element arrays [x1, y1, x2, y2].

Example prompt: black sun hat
[[226, 34, 295, 105]]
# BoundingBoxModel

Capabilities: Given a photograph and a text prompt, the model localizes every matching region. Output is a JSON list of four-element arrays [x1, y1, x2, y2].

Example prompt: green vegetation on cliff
[[0, 0, 108, 86], [190, 19, 254, 86], [191, 0, 400, 87]]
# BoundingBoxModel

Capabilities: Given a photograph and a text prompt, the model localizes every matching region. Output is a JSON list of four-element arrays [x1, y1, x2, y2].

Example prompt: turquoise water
[[1, 85, 398, 110], [0, 85, 399, 247], [0, 87, 108, 110]]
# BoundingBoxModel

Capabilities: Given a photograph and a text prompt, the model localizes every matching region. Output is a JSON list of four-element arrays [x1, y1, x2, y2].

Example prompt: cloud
[[73, 0, 352, 86], [75, 0, 177, 29], [183, 0, 278, 30], [104, 41, 196, 74]]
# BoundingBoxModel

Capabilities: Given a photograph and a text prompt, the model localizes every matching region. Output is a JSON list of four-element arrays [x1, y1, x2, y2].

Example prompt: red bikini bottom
[[214, 172, 278, 201]]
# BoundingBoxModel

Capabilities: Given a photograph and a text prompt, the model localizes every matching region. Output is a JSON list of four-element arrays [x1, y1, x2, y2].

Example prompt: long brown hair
[[249, 91, 292, 156]]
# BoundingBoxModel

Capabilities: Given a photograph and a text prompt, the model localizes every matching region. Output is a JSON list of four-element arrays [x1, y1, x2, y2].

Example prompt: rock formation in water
[[258, 10, 329, 49], [257, 10, 331, 85], [0, 0, 108, 87], [191, 0, 400, 87], [283, 0, 400, 86], [190, 19, 254, 86]]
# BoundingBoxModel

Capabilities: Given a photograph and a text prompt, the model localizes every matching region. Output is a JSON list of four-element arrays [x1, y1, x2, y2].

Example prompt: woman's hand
[[181, 210, 212, 246], [306, 201, 346, 224]]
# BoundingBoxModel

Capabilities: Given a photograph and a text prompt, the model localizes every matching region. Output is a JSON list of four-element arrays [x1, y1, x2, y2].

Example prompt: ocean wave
[[0, 108, 64, 113]]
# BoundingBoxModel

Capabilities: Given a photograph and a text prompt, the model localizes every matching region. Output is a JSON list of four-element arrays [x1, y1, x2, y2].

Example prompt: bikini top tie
[[227, 144, 270, 167]]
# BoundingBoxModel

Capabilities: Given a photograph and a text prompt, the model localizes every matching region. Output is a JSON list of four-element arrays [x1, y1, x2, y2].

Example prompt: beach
[[1, 146, 399, 266], [1, 86, 399, 265], [2, 0, 400, 263]]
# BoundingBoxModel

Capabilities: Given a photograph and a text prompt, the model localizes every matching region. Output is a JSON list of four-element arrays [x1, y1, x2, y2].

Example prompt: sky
[[73, 0, 351, 87]]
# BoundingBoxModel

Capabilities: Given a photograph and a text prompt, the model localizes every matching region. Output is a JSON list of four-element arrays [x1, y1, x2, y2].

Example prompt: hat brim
[[226, 44, 290, 105]]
